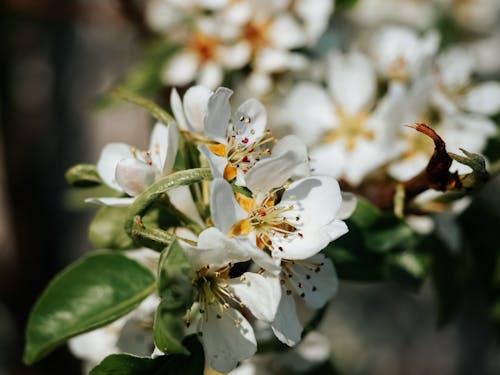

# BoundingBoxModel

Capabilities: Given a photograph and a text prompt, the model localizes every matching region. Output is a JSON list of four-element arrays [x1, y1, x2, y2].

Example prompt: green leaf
[[89, 206, 134, 250], [154, 240, 194, 354], [90, 335, 204, 375], [65, 164, 102, 187], [23, 252, 156, 364]]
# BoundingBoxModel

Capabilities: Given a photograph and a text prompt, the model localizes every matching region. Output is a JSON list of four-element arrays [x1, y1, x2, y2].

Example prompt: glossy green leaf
[[89, 206, 134, 250], [154, 240, 194, 354], [23, 252, 156, 364], [65, 164, 102, 187], [90, 335, 204, 375]]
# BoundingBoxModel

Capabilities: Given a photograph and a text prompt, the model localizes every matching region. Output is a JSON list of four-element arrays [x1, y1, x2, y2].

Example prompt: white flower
[[364, 25, 439, 82], [211, 174, 348, 261], [437, 0, 500, 33], [88, 122, 179, 206], [347, 0, 438, 30], [172, 86, 301, 186], [180, 228, 281, 373], [279, 50, 404, 185]]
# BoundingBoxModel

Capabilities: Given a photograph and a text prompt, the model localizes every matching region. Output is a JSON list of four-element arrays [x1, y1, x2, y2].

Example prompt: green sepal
[[23, 252, 156, 365], [65, 164, 102, 187], [89, 335, 204, 375]]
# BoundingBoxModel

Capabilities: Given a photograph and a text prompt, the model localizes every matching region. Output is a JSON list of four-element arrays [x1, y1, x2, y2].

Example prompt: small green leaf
[[65, 164, 102, 187], [89, 206, 134, 250], [90, 335, 204, 375], [154, 240, 194, 354], [23, 252, 156, 364]]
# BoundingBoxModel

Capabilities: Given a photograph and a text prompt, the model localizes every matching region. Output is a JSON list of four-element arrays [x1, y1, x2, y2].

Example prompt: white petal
[[183, 85, 213, 133], [210, 178, 247, 234], [243, 240, 282, 274], [272, 220, 348, 260], [254, 48, 290, 73], [217, 42, 251, 69], [328, 50, 376, 115], [204, 87, 233, 144], [116, 318, 154, 356], [309, 144, 348, 179], [84, 197, 135, 207], [280, 82, 336, 146], [170, 89, 188, 131], [96, 143, 134, 191], [198, 62, 224, 90], [337, 192, 357, 220], [460, 82, 500, 115], [202, 306, 256, 373], [228, 272, 281, 322], [269, 15, 305, 49], [233, 99, 267, 146], [198, 144, 227, 178], [183, 227, 251, 270], [115, 158, 156, 196], [272, 135, 310, 177], [271, 292, 302, 347], [290, 255, 337, 309], [167, 185, 203, 225], [68, 326, 119, 365], [294, 0, 333, 42], [149, 122, 179, 174], [161, 51, 199, 86], [245, 150, 307, 195]]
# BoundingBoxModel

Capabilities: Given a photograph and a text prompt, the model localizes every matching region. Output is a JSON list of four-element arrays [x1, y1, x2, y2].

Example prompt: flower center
[[322, 110, 374, 151], [243, 20, 271, 52], [189, 33, 218, 62], [230, 192, 303, 253], [389, 55, 409, 81]]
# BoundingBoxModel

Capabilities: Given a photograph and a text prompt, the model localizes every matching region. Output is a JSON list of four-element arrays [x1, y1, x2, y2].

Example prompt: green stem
[[125, 168, 213, 237]]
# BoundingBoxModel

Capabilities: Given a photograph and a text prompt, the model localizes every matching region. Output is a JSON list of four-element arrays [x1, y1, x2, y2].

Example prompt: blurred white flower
[[437, 0, 500, 33], [364, 25, 439, 82], [279, 51, 404, 185]]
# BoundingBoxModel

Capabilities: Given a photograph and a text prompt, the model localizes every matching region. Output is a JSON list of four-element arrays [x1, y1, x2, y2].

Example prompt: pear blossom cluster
[[70, 86, 352, 373], [274, 23, 500, 186], [145, 0, 334, 93]]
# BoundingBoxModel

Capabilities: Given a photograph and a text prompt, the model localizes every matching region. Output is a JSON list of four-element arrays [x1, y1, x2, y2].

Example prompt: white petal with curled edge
[[97, 143, 134, 192], [183, 85, 213, 133], [337, 192, 357, 220], [198, 144, 226, 178], [245, 150, 305, 196], [328, 50, 376, 115], [204, 87, 233, 144], [233, 98, 267, 146], [202, 306, 256, 373], [161, 51, 198, 86], [289, 255, 337, 309], [115, 158, 156, 197], [271, 292, 302, 347], [281, 176, 343, 228], [84, 197, 135, 207], [149, 122, 179, 174], [170, 89, 188, 131], [460, 82, 500, 115], [280, 82, 336, 146], [228, 272, 281, 323], [271, 220, 348, 260], [210, 178, 247, 234], [182, 227, 251, 270]]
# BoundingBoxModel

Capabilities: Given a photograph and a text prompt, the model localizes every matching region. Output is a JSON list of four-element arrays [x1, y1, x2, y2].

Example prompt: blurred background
[[1, 1, 500, 374]]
